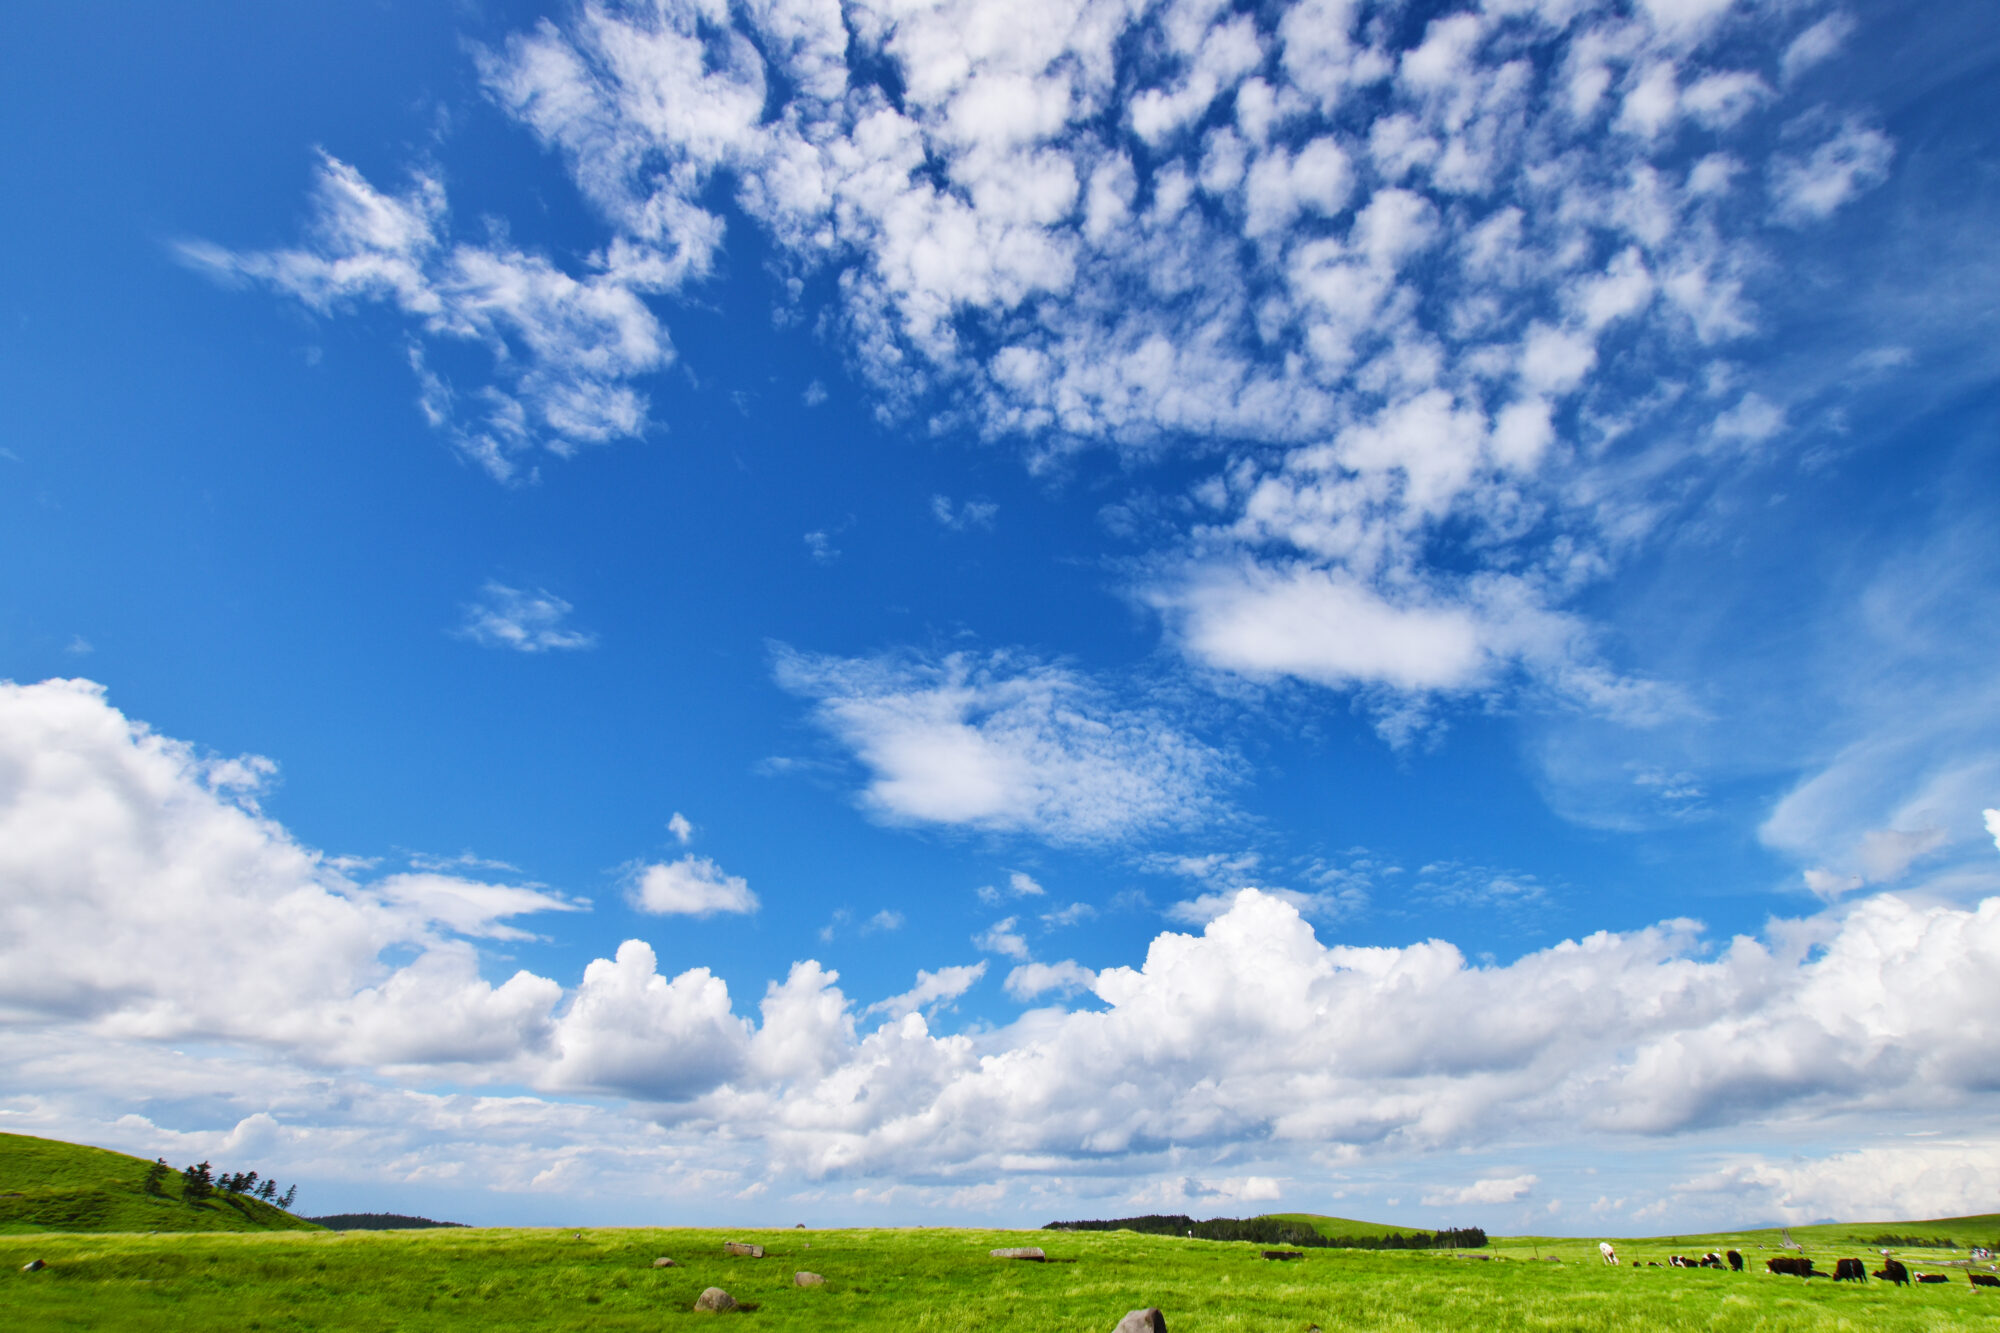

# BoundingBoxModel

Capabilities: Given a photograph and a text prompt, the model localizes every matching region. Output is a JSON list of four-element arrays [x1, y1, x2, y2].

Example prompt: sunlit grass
[[6, 1225, 2000, 1331]]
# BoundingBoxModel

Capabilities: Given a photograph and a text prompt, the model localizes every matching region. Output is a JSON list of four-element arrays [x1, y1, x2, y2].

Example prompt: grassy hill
[[1258, 1211, 1422, 1240], [0, 1132, 322, 1234]]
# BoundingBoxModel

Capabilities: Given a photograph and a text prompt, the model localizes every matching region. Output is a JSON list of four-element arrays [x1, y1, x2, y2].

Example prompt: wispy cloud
[[774, 646, 1233, 844], [457, 582, 597, 653]]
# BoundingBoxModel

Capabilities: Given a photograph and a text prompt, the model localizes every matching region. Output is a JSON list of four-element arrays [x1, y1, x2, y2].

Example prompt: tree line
[[1043, 1214, 1488, 1250], [143, 1158, 297, 1211]]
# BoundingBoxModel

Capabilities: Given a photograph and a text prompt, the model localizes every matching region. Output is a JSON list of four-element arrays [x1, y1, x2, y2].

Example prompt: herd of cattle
[[1595, 1241, 1999, 1289]]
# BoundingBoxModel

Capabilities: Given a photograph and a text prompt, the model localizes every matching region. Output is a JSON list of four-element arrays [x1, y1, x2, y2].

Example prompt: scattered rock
[[1262, 1250, 1304, 1261], [795, 1271, 825, 1287], [694, 1287, 739, 1312], [723, 1241, 765, 1258], [652, 1257, 677, 1268], [22, 1259, 46, 1273], [991, 1247, 1047, 1261], [1112, 1308, 1166, 1333], [796, 1222, 806, 1228]]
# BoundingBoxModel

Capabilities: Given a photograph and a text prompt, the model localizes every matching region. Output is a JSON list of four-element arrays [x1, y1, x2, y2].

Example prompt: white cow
[[1600, 1242, 1618, 1265]]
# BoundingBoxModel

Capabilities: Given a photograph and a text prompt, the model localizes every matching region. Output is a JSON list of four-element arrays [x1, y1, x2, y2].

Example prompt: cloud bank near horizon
[[6, 677, 1999, 1227]]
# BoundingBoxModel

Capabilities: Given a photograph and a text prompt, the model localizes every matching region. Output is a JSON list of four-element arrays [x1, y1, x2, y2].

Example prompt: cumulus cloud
[[457, 582, 598, 652], [9, 683, 2000, 1224], [1004, 959, 1096, 1001], [627, 856, 759, 916], [773, 647, 1231, 843]]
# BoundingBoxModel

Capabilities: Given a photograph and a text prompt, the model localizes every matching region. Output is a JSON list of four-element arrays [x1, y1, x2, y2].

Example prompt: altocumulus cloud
[[772, 646, 1233, 843], [196, 0, 1902, 735], [7, 681, 2000, 1225]]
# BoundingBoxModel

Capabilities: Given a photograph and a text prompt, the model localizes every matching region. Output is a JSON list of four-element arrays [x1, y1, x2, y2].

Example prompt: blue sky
[[3, 0, 1998, 1231]]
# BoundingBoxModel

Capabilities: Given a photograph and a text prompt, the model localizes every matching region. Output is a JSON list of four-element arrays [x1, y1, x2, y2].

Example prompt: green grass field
[[0, 1132, 319, 1235], [8, 1134, 2000, 1329], [7, 1224, 2000, 1331]]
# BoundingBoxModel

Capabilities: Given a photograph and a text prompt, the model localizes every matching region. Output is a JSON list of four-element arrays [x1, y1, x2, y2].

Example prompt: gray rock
[[694, 1286, 739, 1312], [652, 1256, 677, 1268], [1112, 1309, 1166, 1333], [794, 1271, 825, 1287], [990, 1246, 1047, 1261], [723, 1241, 765, 1258], [22, 1259, 46, 1273]]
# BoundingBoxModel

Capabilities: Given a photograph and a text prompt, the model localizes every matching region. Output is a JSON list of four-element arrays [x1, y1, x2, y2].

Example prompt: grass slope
[[6, 1226, 1999, 1331], [1257, 1212, 1422, 1240], [0, 1133, 321, 1235]]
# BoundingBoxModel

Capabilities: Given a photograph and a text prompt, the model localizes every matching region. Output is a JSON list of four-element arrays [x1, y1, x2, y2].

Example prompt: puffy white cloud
[[773, 647, 1231, 843], [627, 855, 759, 916], [9, 683, 2000, 1225], [974, 917, 1031, 961], [1674, 1138, 2000, 1225], [457, 583, 598, 653], [1005, 959, 1096, 1001], [0, 678, 573, 1066]]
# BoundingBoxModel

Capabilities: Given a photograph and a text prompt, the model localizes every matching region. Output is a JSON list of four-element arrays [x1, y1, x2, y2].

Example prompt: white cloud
[[10, 683, 2000, 1224], [1770, 117, 1894, 225], [1004, 959, 1096, 1001], [974, 917, 1030, 961], [773, 647, 1230, 843], [627, 856, 759, 916], [1674, 1138, 2000, 1225], [667, 812, 694, 844], [931, 495, 999, 530], [181, 155, 672, 482], [867, 962, 988, 1019], [458, 582, 598, 653], [1422, 1174, 1537, 1207], [1781, 12, 1856, 84]]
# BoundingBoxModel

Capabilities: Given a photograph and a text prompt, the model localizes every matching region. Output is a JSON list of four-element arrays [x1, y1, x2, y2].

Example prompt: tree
[[257, 1179, 277, 1202], [143, 1158, 169, 1196], [181, 1161, 214, 1203], [279, 1184, 297, 1210]]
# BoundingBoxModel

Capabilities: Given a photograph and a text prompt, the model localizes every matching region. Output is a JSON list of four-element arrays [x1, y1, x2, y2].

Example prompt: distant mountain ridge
[[0, 1132, 322, 1234]]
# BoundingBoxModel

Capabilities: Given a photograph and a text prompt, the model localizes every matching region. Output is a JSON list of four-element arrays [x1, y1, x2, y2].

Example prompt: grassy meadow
[[8, 1133, 2000, 1330], [8, 1222, 2000, 1331]]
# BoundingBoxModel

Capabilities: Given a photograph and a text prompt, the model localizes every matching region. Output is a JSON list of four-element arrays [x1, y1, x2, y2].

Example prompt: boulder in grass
[[991, 1247, 1047, 1261], [1112, 1309, 1167, 1333], [694, 1287, 739, 1312], [652, 1257, 677, 1268], [795, 1271, 825, 1287], [723, 1241, 765, 1258]]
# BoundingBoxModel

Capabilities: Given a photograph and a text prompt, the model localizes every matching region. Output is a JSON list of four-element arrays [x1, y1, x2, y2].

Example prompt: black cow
[[1917, 1273, 1950, 1284], [1727, 1250, 1744, 1272], [1969, 1273, 1998, 1289], [1832, 1259, 1867, 1282], [1872, 1258, 1909, 1286], [1767, 1256, 1818, 1277]]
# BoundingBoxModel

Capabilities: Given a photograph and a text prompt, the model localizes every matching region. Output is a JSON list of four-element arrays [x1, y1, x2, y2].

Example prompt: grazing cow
[[1968, 1273, 1998, 1289], [1872, 1259, 1909, 1286], [1727, 1250, 1744, 1272], [1702, 1253, 1724, 1269], [1600, 1242, 1617, 1266], [1833, 1259, 1867, 1282], [1917, 1273, 1949, 1284], [1767, 1256, 1818, 1277]]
